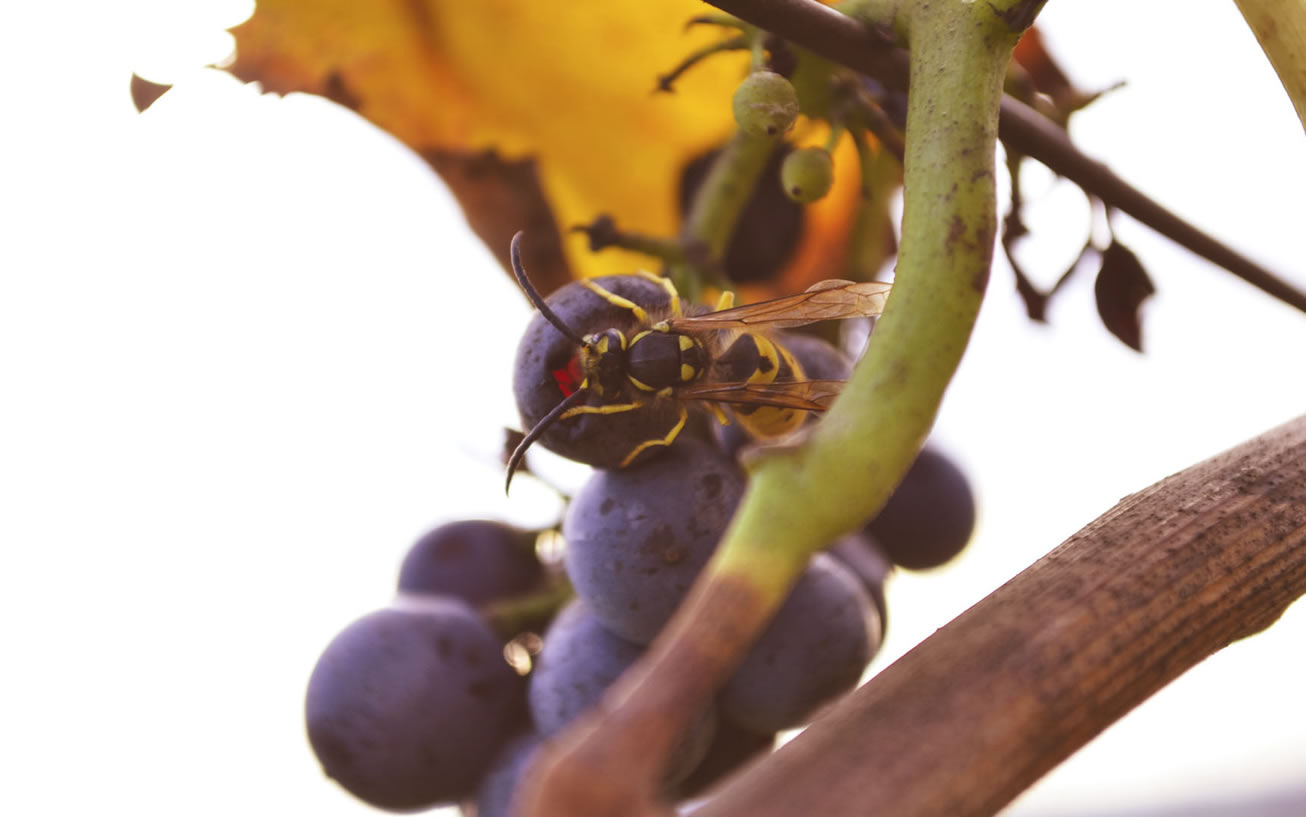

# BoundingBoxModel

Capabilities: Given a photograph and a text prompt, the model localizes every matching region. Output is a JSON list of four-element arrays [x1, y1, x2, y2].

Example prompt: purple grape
[[562, 437, 745, 644], [828, 532, 892, 636], [528, 599, 715, 785], [513, 275, 683, 469], [397, 519, 542, 605], [305, 602, 525, 810], [678, 144, 802, 285], [676, 716, 776, 800], [869, 445, 976, 570], [777, 331, 854, 381], [528, 599, 644, 737], [475, 733, 543, 817], [720, 554, 880, 734]]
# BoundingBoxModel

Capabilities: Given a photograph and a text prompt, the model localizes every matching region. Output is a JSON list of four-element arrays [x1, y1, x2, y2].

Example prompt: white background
[[2, 2, 1304, 815]]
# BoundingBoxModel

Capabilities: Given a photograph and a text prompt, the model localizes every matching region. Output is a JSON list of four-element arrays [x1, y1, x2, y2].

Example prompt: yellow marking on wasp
[[560, 402, 642, 419], [680, 363, 696, 382], [596, 335, 610, 353], [632, 269, 682, 317], [582, 280, 650, 323], [708, 404, 731, 425], [738, 338, 807, 438], [778, 343, 802, 378], [677, 335, 694, 351], [749, 335, 782, 385], [714, 290, 735, 311], [619, 405, 688, 467], [627, 375, 656, 392], [630, 329, 653, 345]]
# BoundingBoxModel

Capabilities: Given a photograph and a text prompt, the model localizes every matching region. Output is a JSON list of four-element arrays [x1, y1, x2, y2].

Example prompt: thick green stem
[[712, 0, 1022, 597], [675, 128, 778, 297], [513, 5, 1031, 815]]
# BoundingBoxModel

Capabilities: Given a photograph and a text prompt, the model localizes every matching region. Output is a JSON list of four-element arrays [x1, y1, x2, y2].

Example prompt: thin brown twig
[[703, 0, 1306, 314]]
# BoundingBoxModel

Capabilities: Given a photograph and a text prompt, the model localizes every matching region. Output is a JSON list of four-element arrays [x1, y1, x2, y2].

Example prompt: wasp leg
[[706, 403, 731, 426], [630, 269, 683, 317], [580, 280, 652, 323], [618, 404, 689, 467], [560, 401, 643, 419]]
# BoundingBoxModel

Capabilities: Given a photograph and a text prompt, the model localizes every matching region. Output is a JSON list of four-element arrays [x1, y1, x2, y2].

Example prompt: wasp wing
[[676, 379, 844, 412], [665, 280, 891, 331]]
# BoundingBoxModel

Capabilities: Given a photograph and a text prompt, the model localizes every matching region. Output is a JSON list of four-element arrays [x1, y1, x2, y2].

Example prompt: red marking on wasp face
[[552, 355, 584, 397]]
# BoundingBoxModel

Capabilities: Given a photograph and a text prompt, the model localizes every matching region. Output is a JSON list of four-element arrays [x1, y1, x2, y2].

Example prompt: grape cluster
[[304, 281, 976, 813], [304, 279, 976, 813], [305, 520, 544, 812]]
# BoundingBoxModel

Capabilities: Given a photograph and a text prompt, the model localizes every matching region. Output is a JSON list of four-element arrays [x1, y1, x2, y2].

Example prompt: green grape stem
[[478, 572, 573, 640], [712, 0, 1027, 609], [674, 126, 778, 297]]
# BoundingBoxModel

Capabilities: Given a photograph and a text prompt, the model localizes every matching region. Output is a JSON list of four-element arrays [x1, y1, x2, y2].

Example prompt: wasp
[[505, 232, 891, 490]]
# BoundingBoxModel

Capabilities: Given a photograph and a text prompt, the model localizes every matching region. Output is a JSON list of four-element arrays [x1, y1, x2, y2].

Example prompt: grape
[[513, 275, 685, 469], [305, 602, 526, 810], [828, 532, 892, 636], [868, 445, 976, 570], [562, 437, 745, 643], [732, 71, 800, 138], [528, 599, 715, 785], [474, 733, 543, 817], [720, 554, 880, 734], [676, 716, 775, 800], [528, 599, 644, 736], [780, 146, 835, 204], [397, 519, 542, 605], [777, 332, 853, 381], [679, 144, 802, 284]]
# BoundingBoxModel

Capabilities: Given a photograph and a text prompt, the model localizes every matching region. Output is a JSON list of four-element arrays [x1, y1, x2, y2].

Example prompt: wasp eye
[[551, 355, 584, 397]]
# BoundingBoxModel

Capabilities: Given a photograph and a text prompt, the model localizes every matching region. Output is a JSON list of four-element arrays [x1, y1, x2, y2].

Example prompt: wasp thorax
[[579, 328, 628, 397], [626, 330, 707, 392]]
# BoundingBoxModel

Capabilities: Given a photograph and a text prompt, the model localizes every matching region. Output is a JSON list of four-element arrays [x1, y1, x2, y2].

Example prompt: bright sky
[[2, 2, 1304, 816]]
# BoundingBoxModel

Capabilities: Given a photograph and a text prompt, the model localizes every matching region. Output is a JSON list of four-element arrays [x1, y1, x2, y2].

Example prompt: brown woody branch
[[693, 413, 1306, 817], [704, 0, 1306, 315]]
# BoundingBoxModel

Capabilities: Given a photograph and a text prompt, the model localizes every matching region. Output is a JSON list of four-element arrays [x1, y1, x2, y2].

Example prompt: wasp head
[[578, 328, 628, 398]]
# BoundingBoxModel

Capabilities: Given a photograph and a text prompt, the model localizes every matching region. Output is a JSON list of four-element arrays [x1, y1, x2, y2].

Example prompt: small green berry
[[732, 71, 800, 138], [780, 147, 835, 204]]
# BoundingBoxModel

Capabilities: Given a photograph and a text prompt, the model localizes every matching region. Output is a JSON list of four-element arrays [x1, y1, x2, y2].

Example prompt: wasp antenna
[[505, 388, 589, 494], [510, 232, 587, 347]]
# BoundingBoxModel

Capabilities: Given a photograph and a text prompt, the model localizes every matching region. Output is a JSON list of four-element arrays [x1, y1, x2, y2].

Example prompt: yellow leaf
[[227, 0, 890, 294]]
